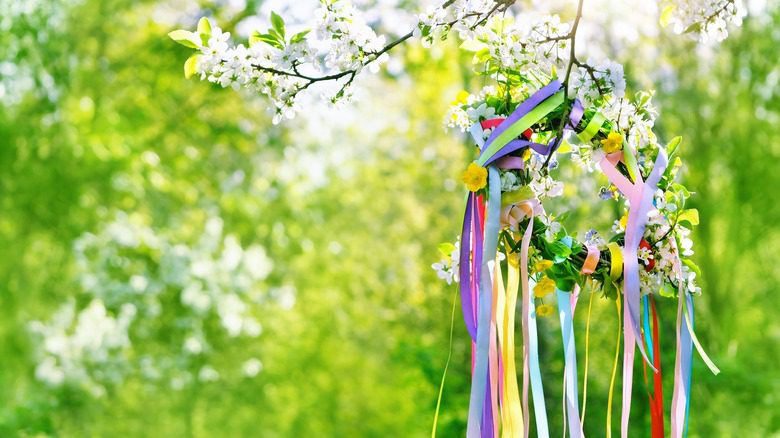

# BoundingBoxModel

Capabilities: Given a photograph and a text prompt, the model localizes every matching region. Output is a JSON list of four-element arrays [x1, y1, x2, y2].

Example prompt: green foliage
[[0, 1, 779, 437]]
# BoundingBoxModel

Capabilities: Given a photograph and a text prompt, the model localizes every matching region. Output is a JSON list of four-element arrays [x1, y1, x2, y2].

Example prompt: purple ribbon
[[479, 81, 563, 162], [459, 193, 478, 340]]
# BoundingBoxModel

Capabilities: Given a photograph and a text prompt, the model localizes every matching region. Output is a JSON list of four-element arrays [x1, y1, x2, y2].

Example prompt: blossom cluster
[[662, 0, 747, 42], [172, 0, 747, 125], [30, 212, 278, 395], [171, 1, 389, 124], [415, 0, 505, 47]]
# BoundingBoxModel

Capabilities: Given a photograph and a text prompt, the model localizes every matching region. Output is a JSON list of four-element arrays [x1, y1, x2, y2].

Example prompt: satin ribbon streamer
[[599, 146, 667, 438], [556, 289, 585, 437]]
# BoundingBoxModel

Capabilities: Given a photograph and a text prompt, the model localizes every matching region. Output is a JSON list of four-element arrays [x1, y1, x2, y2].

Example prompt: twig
[[541, 0, 585, 172]]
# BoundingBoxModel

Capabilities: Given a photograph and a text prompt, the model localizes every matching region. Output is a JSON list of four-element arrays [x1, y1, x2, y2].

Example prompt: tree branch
[[246, 0, 517, 100], [542, 0, 585, 172]]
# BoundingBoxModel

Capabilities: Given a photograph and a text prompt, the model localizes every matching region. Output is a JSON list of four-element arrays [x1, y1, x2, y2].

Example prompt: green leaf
[[184, 54, 199, 79], [682, 258, 702, 277], [168, 30, 200, 49], [473, 48, 492, 64], [197, 17, 211, 36], [676, 208, 700, 226], [660, 282, 676, 298], [438, 242, 455, 258], [290, 29, 310, 44], [271, 11, 285, 39], [501, 186, 534, 206], [665, 136, 682, 158], [683, 22, 701, 34], [268, 28, 285, 44], [659, 5, 675, 27], [602, 276, 617, 299], [671, 183, 690, 199], [547, 241, 572, 261], [250, 32, 284, 49], [555, 277, 575, 292]]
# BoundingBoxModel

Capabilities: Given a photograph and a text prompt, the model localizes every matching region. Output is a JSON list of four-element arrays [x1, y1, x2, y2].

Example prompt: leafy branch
[[249, 1, 516, 100]]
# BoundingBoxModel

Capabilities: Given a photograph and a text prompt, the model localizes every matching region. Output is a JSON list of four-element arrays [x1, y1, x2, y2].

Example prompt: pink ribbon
[[581, 244, 600, 275], [500, 198, 543, 438], [599, 148, 668, 438]]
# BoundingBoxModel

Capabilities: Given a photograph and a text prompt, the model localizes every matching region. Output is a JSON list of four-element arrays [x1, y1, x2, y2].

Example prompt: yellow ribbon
[[607, 292, 622, 438], [608, 242, 623, 282], [499, 247, 524, 437]]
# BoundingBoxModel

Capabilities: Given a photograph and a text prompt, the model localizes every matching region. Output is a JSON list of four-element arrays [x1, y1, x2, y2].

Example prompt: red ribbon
[[642, 296, 665, 438]]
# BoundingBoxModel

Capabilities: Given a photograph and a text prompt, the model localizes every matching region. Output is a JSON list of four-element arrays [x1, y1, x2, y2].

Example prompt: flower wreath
[[432, 80, 719, 438]]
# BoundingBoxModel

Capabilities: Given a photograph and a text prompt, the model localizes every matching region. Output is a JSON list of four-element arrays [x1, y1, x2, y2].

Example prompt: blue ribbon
[[528, 279, 549, 438], [643, 295, 655, 363], [466, 166, 501, 438], [683, 296, 694, 437], [557, 288, 584, 437]]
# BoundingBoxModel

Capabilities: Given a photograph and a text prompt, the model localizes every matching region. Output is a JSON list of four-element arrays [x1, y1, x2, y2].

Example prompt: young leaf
[[665, 136, 682, 158], [168, 30, 200, 49], [268, 29, 285, 45], [676, 208, 700, 226], [184, 54, 199, 79], [250, 32, 284, 49], [682, 258, 702, 277], [271, 11, 286, 39], [683, 22, 701, 34], [290, 29, 310, 44], [197, 17, 212, 36], [438, 242, 456, 257], [659, 5, 676, 27]]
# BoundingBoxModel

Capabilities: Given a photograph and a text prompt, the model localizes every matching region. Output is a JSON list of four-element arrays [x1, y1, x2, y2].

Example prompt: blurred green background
[[1, 1, 779, 436]]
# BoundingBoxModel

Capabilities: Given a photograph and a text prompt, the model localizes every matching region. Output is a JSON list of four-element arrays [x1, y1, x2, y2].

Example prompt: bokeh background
[[1, 0, 779, 436]]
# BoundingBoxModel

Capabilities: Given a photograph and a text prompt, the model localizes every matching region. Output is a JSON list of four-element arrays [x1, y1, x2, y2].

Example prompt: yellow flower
[[619, 212, 628, 230], [451, 90, 469, 106], [533, 259, 553, 273], [462, 162, 488, 192], [600, 132, 624, 154], [522, 148, 532, 161], [536, 304, 554, 318], [534, 276, 556, 298]]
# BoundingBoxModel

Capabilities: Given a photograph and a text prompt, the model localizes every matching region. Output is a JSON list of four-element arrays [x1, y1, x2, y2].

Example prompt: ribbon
[[527, 278, 549, 438], [461, 82, 585, 437], [459, 193, 479, 340], [501, 194, 547, 438], [606, 292, 622, 438], [466, 167, 501, 438], [431, 286, 460, 438], [670, 254, 720, 437], [499, 248, 524, 438], [556, 288, 585, 437], [487, 258, 500, 438], [577, 112, 606, 143], [580, 288, 594, 427], [581, 243, 600, 275], [504, 197, 544, 438], [685, 299, 694, 438], [478, 84, 564, 166], [643, 295, 655, 363], [599, 147, 667, 438], [650, 297, 665, 438], [640, 296, 665, 438], [608, 242, 623, 282]]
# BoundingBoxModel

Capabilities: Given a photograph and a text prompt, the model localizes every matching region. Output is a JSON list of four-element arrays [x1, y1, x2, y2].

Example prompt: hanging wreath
[[431, 79, 720, 437]]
